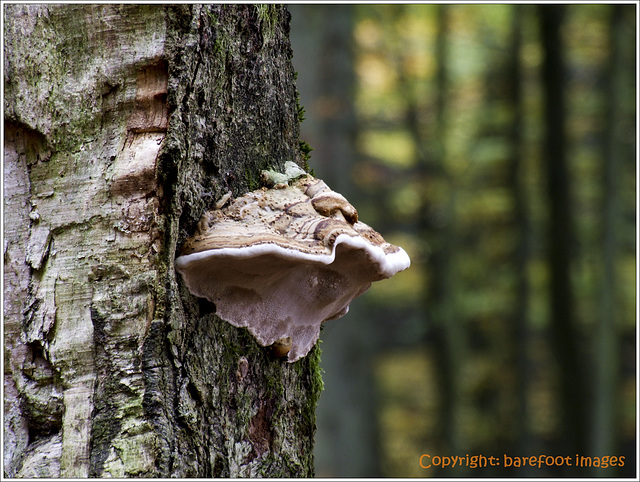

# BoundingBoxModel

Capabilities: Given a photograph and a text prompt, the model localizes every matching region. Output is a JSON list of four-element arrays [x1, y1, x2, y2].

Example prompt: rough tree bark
[[3, 4, 321, 477]]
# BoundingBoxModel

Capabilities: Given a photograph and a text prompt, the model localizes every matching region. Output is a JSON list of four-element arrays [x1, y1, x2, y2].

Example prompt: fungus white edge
[[175, 233, 411, 278]]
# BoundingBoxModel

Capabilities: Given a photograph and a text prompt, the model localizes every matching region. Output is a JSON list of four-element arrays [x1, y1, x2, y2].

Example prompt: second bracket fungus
[[175, 162, 411, 362]]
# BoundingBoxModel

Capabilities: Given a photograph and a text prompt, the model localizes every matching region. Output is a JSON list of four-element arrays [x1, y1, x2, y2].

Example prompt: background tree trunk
[[3, 4, 321, 478], [538, 5, 588, 456], [504, 4, 535, 466], [428, 5, 466, 465], [591, 4, 627, 462]]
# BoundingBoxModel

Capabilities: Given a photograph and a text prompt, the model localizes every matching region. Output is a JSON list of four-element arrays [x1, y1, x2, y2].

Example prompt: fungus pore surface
[[175, 169, 410, 362]]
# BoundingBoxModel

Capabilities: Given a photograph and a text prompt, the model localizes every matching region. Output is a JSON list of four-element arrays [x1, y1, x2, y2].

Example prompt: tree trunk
[[429, 5, 466, 466], [538, 5, 588, 456], [3, 4, 321, 478], [505, 4, 535, 463], [591, 4, 626, 463]]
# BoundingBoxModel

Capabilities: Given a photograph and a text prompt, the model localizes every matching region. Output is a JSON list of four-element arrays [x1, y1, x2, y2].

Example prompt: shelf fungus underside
[[175, 174, 411, 362]]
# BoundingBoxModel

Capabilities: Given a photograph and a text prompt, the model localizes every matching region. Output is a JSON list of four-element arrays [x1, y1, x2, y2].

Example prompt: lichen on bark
[[4, 3, 321, 478]]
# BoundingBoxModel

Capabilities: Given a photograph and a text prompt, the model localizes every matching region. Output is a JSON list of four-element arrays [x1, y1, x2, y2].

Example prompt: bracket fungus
[[175, 163, 410, 362]]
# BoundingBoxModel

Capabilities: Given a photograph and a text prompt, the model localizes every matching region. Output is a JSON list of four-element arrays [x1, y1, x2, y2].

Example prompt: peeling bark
[[4, 4, 321, 477]]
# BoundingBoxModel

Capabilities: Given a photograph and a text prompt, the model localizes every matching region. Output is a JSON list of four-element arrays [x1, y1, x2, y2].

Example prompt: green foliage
[[295, 92, 315, 173], [296, 94, 306, 123], [298, 140, 313, 167]]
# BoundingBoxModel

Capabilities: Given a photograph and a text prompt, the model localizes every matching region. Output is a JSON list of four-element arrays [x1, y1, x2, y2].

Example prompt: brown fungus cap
[[175, 175, 410, 362]]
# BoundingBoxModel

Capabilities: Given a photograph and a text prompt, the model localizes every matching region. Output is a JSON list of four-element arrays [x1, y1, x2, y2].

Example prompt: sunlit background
[[289, 4, 636, 478]]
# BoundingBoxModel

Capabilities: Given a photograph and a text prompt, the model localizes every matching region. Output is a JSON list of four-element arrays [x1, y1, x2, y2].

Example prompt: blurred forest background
[[289, 3, 636, 478]]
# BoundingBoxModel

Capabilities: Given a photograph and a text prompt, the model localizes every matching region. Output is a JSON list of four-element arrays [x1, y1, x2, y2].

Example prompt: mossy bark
[[3, 4, 321, 477]]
